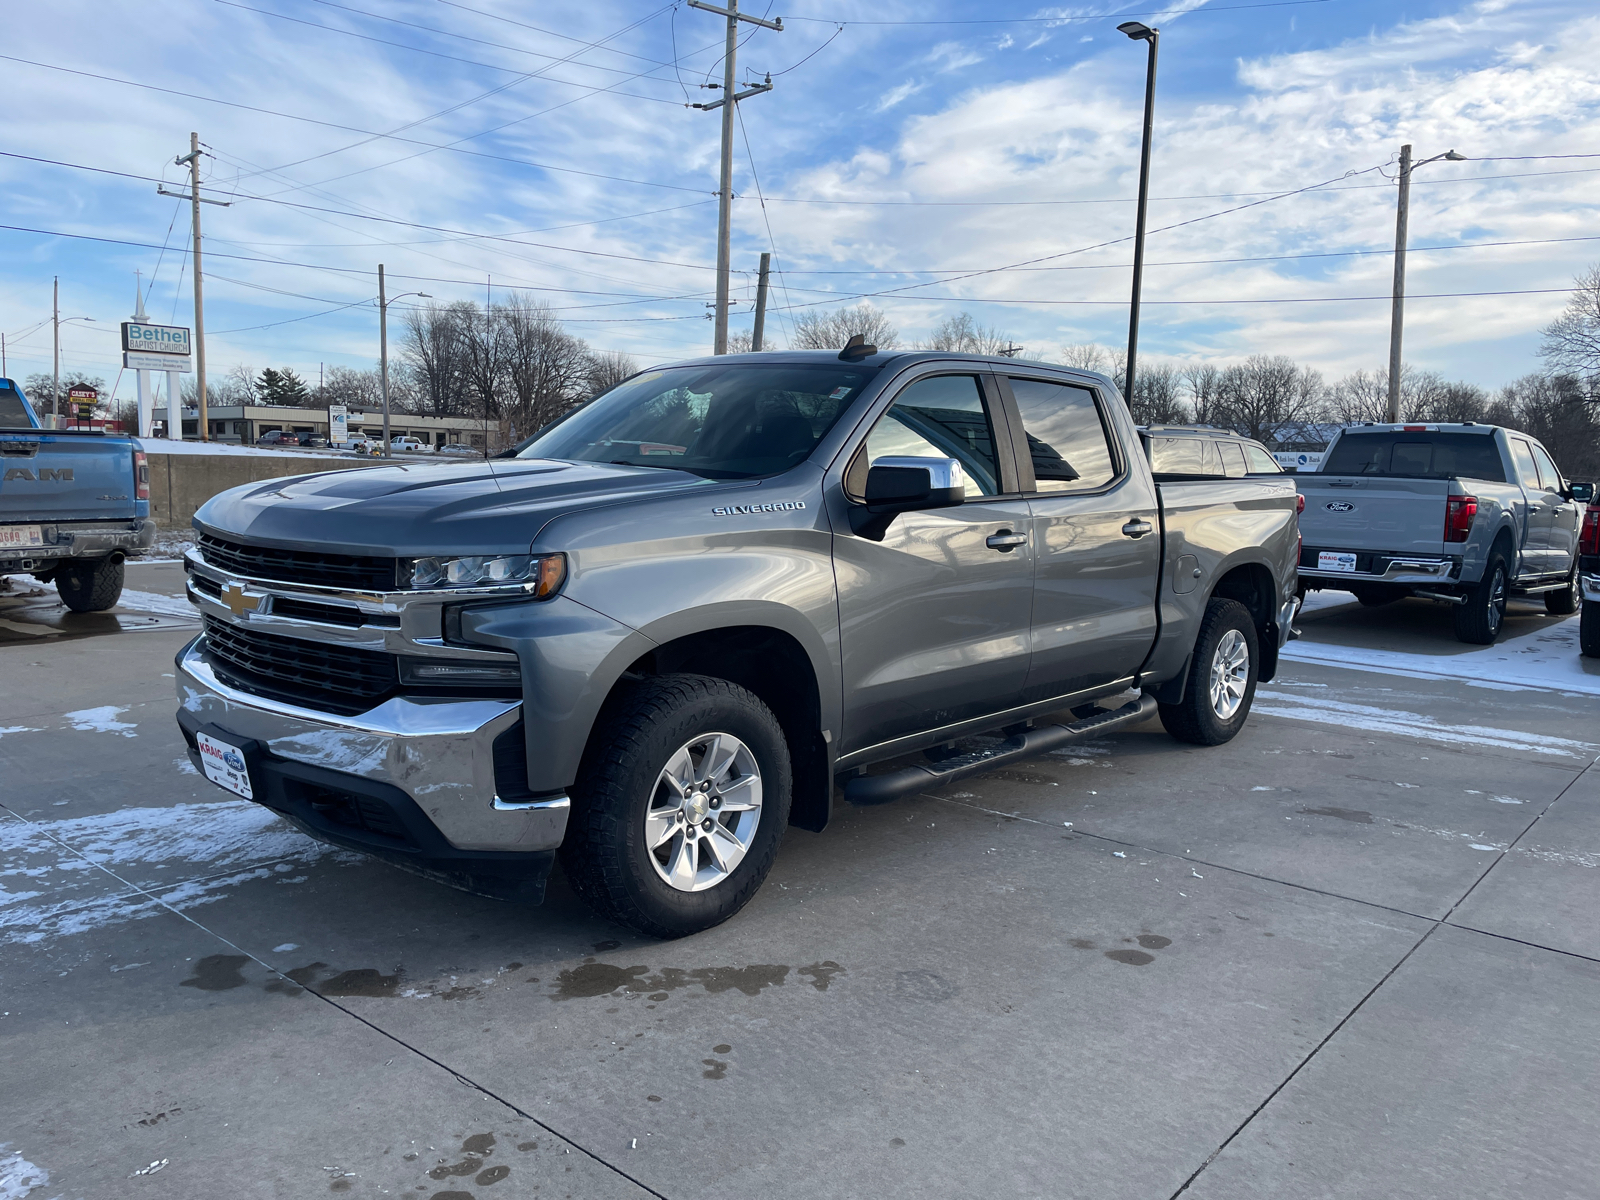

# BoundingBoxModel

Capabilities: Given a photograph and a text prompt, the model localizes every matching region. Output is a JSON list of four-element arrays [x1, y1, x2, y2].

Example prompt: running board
[[842, 695, 1159, 806]]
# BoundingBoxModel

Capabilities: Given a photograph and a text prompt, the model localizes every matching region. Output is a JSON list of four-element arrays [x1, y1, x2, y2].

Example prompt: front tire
[[1546, 567, 1580, 616], [1159, 598, 1260, 746], [1454, 556, 1508, 644], [561, 674, 791, 938], [55, 556, 125, 613], [1581, 600, 1600, 658]]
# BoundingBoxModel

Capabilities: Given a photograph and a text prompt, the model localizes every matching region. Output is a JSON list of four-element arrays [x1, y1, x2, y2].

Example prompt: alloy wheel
[[643, 733, 763, 892], [1208, 628, 1250, 720]]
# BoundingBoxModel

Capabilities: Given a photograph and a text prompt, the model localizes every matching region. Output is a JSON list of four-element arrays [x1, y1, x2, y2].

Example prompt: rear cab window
[[0, 385, 34, 427], [1323, 432, 1507, 481], [1005, 377, 1117, 492]]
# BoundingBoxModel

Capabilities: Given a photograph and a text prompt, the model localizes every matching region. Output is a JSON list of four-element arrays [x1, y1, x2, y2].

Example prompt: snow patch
[[0, 1146, 49, 1199], [63, 706, 137, 737], [1255, 691, 1600, 759], [0, 727, 42, 738], [116, 589, 200, 619]]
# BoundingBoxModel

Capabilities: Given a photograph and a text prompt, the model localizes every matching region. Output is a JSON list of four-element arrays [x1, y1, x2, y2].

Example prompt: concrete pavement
[[2, 583, 1596, 1199]]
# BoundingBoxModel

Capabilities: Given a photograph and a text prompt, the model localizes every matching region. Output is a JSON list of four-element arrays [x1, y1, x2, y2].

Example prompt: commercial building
[[151, 403, 500, 448]]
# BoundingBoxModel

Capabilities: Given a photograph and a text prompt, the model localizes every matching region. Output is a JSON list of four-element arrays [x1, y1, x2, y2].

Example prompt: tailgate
[[1297, 475, 1451, 558], [0, 432, 139, 522]]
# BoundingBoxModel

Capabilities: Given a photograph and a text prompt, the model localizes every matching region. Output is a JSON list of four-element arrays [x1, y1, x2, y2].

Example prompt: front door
[[1530, 441, 1581, 573], [999, 374, 1161, 702], [833, 372, 1035, 753]]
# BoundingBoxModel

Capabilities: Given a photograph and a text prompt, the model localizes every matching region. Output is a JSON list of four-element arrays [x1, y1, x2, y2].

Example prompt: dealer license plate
[[196, 732, 254, 800], [1318, 551, 1358, 573], [0, 525, 44, 550]]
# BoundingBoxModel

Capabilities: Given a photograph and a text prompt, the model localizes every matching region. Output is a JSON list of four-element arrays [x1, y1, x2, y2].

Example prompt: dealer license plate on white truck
[[1318, 551, 1358, 573], [196, 732, 254, 800]]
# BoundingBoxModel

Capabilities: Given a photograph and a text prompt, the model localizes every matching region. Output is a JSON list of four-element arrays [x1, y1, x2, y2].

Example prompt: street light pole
[[1118, 21, 1159, 408], [1385, 145, 1466, 421], [52, 276, 59, 424], [377, 264, 430, 461]]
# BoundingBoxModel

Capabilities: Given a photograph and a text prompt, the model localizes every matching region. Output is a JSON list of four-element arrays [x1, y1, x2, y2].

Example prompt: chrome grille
[[198, 532, 396, 592], [201, 616, 396, 715]]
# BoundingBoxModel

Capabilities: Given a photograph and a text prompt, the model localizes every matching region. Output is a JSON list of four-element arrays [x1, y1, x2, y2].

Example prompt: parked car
[[390, 437, 426, 452], [256, 430, 297, 448], [176, 347, 1300, 936], [1580, 504, 1600, 657], [437, 443, 478, 457], [1143, 426, 1285, 477], [0, 376, 152, 611], [294, 432, 329, 449], [1296, 422, 1594, 643]]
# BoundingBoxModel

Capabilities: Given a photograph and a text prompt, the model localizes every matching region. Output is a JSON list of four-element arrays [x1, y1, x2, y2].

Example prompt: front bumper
[[175, 636, 568, 895], [0, 517, 155, 573]]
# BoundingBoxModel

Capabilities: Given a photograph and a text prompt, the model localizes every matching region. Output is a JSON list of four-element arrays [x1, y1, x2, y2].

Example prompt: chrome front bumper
[[175, 637, 568, 854]]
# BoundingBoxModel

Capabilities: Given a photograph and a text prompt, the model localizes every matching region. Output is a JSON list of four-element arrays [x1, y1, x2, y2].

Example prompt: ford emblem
[[1325, 501, 1356, 512]]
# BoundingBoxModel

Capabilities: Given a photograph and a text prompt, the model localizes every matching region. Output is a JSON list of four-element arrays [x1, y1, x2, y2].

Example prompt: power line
[[785, 0, 1338, 23], [768, 286, 1579, 309], [431, 0, 685, 72], [0, 54, 708, 195]]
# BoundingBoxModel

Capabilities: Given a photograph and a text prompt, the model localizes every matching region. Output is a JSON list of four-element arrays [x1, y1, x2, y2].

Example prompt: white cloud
[[875, 80, 927, 112]]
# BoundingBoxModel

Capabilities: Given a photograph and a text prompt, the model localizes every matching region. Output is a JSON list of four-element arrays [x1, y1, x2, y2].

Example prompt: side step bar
[[842, 694, 1159, 807]]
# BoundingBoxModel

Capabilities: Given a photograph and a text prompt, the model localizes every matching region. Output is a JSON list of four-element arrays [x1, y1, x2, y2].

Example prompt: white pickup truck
[[1296, 422, 1594, 643]]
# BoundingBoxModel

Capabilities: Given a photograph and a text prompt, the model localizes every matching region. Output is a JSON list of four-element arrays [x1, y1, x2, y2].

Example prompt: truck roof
[[1339, 422, 1497, 434]]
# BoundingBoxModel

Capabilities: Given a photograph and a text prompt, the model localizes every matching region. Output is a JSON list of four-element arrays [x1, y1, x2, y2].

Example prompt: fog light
[[398, 657, 522, 687]]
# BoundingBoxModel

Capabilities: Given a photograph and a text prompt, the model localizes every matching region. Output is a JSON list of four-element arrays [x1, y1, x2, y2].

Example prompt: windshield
[[516, 363, 874, 479], [1322, 432, 1505, 481]]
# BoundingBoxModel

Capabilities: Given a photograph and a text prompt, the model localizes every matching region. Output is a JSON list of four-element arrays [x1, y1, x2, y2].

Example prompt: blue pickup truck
[[0, 377, 153, 610]]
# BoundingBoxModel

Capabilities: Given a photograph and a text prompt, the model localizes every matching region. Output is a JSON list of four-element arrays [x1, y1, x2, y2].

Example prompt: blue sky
[[3, 0, 1598, 403]]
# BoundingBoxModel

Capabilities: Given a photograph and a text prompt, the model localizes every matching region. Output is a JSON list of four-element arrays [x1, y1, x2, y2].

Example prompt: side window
[[1218, 442, 1248, 478], [1509, 439, 1542, 491], [1243, 444, 1281, 473], [1530, 444, 1562, 493], [861, 374, 1000, 497], [1007, 378, 1116, 492], [1149, 437, 1204, 475]]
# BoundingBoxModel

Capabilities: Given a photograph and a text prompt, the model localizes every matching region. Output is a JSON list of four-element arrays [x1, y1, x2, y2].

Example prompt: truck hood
[[194, 458, 714, 556]]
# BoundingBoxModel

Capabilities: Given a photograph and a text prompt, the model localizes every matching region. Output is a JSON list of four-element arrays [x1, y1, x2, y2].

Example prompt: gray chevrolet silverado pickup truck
[[175, 348, 1299, 936], [1296, 422, 1594, 643]]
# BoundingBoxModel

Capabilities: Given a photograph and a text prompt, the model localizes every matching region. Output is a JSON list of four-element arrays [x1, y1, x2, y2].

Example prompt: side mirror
[[1570, 481, 1594, 504], [851, 456, 966, 539]]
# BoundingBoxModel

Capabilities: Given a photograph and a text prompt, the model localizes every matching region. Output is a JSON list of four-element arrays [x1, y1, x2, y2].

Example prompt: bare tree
[[920, 312, 1016, 355], [1495, 372, 1600, 480], [1325, 368, 1387, 423], [1128, 362, 1187, 425], [1182, 363, 1224, 426], [401, 301, 475, 416], [727, 331, 754, 354], [1057, 343, 1111, 373], [584, 350, 637, 398], [1540, 263, 1600, 377], [498, 294, 590, 437], [790, 304, 899, 350], [1213, 355, 1323, 446], [319, 365, 382, 411]]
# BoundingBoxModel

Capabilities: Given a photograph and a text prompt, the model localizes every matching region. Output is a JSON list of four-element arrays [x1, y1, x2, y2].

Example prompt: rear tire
[[1454, 556, 1508, 645], [1546, 568, 1580, 615], [55, 556, 125, 613], [560, 674, 791, 939], [1159, 598, 1259, 746], [1581, 601, 1600, 658]]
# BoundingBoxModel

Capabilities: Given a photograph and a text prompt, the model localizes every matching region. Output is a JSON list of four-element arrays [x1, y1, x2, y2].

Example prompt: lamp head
[[1118, 20, 1156, 39], [1444, 150, 1466, 161], [417, 292, 432, 298]]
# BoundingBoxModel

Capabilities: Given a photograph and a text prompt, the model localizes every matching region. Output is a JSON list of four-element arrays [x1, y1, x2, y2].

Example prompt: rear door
[[1508, 437, 1553, 574], [833, 371, 1035, 752], [1530, 441, 1580, 572], [999, 374, 1160, 703]]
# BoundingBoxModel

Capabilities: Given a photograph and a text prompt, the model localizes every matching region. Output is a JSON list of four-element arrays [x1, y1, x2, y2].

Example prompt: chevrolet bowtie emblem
[[220, 582, 259, 617]]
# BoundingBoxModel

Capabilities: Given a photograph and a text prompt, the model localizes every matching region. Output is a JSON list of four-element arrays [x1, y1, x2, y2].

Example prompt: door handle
[[1122, 519, 1154, 539], [986, 530, 1027, 552]]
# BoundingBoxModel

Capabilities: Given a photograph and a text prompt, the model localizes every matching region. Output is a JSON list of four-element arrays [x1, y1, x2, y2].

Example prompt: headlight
[[401, 552, 566, 597], [398, 657, 522, 688]]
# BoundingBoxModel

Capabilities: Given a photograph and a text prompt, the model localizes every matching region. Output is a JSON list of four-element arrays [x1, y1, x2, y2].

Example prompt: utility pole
[[52, 276, 60, 424], [751, 252, 772, 351], [174, 132, 210, 441], [689, 0, 780, 355], [1385, 144, 1466, 421]]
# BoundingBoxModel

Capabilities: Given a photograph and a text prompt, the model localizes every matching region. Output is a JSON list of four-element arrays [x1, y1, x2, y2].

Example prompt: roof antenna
[[838, 333, 876, 362]]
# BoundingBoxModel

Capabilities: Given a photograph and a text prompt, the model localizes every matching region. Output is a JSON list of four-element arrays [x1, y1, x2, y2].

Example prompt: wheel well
[[1211, 562, 1279, 682], [623, 626, 830, 833], [1490, 527, 1516, 571]]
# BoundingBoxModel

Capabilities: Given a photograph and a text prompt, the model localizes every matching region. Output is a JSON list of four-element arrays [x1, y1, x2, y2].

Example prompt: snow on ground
[[1281, 617, 1600, 696], [136, 438, 358, 460], [0, 801, 352, 946], [116, 589, 199, 619], [62, 706, 138, 737]]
